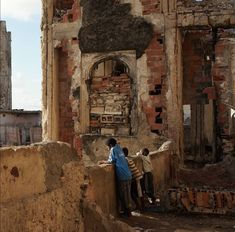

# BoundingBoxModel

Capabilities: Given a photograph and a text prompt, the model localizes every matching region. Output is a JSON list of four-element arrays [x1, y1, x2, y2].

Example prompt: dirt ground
[[120, 156, 235, 231], [121, 211, 235, 232], [179, 156, 235, 189]]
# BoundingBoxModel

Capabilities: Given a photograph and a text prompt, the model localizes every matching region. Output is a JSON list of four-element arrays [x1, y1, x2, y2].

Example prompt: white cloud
[[12, 72, 41, 110], [2, 0, 41, 21]]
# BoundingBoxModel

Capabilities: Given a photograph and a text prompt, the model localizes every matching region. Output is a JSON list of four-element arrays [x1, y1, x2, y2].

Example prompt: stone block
[[101, 115, 113, 123], [53, 22, 80, 40], [104, 105, 122, 115], [90, 106, 104, 114], [113, 116, 129, 124], [203, 87, 216, 100], [101, 128, 116, 135]]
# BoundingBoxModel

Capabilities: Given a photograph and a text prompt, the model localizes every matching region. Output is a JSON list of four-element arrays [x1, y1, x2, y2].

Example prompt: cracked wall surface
[[41, 0, 235, 163], [0, 140, 177, 231], [0, 142, 140, 232], [0, 142, 85, 231]]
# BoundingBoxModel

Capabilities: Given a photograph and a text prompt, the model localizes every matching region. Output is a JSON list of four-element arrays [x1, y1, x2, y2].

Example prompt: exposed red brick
[[203, 87, 216, 100]]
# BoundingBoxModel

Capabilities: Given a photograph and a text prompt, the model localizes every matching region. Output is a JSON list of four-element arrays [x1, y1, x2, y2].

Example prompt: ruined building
[[0, 1, 235, 232], [0, 21, 12, 110], [0, 110, 42, 146], [42, 0, 235, 163]]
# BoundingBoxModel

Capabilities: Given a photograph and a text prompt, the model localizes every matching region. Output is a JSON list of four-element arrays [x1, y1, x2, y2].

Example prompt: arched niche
[[80, 51, 137, 136]]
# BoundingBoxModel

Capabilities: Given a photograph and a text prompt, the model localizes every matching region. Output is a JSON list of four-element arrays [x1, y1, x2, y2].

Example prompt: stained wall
[[1, 142, 172, 231]]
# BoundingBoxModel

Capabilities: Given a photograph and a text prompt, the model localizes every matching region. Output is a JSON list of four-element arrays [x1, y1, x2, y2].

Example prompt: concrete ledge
[[177, 11, 235, 27], [0, 142, 78, 203]]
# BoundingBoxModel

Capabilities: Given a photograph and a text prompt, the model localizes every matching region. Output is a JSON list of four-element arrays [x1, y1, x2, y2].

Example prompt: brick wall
[[213, 29, 235, 155], [181, 29, 235, 159], [90, 73, 131, 136], [141, 0, 161, 15], [213, 39, 229, 134], [54, 0, 74, 11], [183, 31, 213, 105], [54, 0, 80, 23], [181, 30, 217, 162], [167, 187, 235, 214], [143, 34, 167, 135], [58, 48, 74, 145], [177, 0, 235, 11]]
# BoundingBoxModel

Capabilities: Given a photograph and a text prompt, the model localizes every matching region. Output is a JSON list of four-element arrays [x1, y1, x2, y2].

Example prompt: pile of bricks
[[53, 0, 80, 23], [90, 74, 131, 135], [166, 187, 235, 214]]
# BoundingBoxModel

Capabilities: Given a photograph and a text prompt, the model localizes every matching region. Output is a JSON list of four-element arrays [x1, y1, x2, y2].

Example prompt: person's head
[[105, 137, 117, 150], [122, 147, 129, 157], [141, 148, 149, 156]]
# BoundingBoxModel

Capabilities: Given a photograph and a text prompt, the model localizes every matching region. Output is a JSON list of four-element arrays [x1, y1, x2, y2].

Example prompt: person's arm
[[128, 151, 140, 158], [98, 160, 110, 165], [98, 148, 114, 165], [107, 150, 113, 163]]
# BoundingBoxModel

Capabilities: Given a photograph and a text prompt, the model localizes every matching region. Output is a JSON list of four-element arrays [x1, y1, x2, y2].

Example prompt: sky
[[1, 0, 42, 110]]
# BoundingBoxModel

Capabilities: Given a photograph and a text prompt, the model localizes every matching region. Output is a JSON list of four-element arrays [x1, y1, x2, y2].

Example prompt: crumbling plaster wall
[[0, 142, 137, 232], [178, 0, 235, 11], [41, 0, 171, 157], [0, 142, 85, 231], [81, 135, 168, 165], [213, 31, 235, 156], [41, 0, 235, 162], [177, 3, 235, 159], [177, 0, 235, 27]]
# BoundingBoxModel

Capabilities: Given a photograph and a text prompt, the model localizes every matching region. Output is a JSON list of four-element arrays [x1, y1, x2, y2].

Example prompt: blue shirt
[[107, 144, 132, 181]]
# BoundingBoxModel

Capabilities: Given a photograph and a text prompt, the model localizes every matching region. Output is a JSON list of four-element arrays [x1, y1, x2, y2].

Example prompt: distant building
[[0, 21, 42, 146], [0, 21, 12, 110], [0, 110, 42, 147]]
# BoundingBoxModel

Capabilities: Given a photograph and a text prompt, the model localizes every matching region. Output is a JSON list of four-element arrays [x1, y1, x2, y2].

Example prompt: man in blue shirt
[[99, 138, 132, 216]]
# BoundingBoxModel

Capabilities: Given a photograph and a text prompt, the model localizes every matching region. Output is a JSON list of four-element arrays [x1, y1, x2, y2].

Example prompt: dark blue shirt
[[107, 144, 132, 181]]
